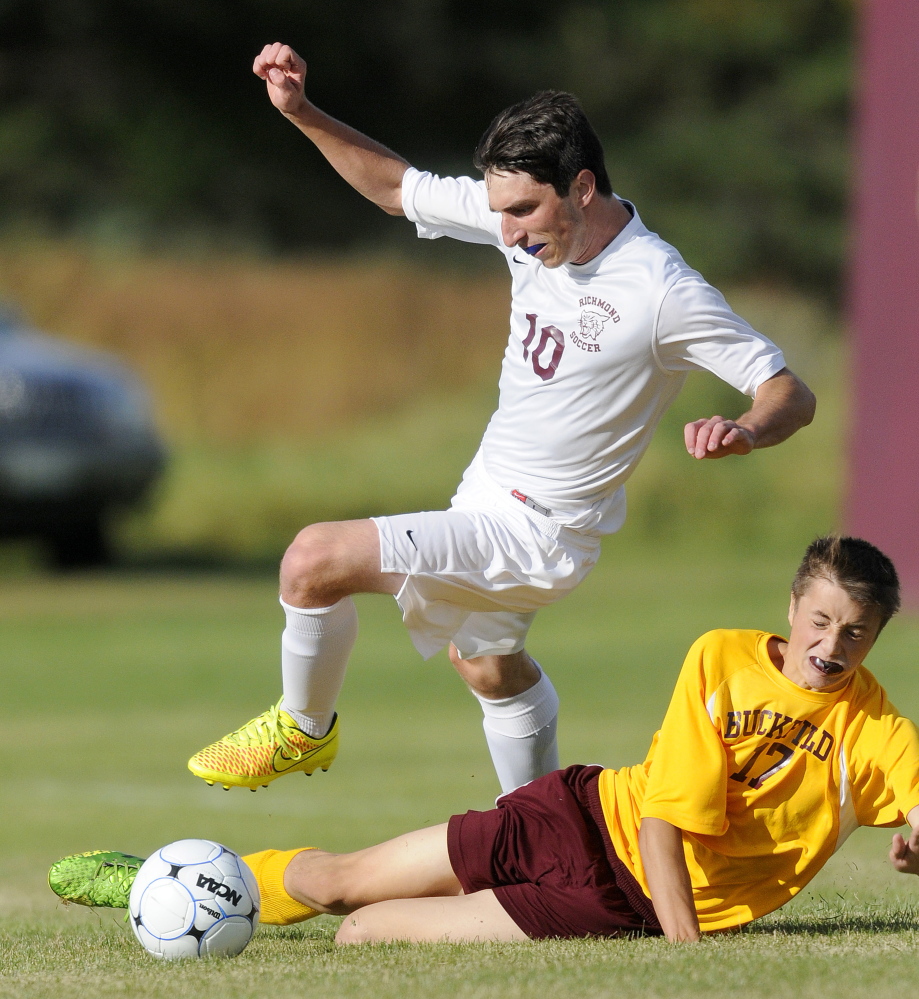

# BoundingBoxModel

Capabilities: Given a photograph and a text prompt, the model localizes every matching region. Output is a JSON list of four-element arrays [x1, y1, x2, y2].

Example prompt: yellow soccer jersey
[[597, 629, 919, 930]]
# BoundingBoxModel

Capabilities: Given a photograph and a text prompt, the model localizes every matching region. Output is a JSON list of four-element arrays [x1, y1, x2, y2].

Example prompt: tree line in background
[[0, 0, 850, 295]]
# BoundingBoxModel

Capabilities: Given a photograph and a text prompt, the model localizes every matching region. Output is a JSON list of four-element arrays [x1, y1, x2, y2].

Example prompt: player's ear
[[787, 593, 796, 629], [572, 170, 596, 207]]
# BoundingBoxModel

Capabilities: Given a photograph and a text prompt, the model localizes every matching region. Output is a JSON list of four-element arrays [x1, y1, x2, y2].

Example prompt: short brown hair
[[791, 536, 901, 630], [473, 90, 613, 198]]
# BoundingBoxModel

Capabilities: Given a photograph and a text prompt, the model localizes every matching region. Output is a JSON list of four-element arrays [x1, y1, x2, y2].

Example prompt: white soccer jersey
[[401, 168, 786, 534]]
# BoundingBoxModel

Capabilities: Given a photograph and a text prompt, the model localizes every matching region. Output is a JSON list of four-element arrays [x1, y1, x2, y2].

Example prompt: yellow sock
[[242, 848, 321, 925]]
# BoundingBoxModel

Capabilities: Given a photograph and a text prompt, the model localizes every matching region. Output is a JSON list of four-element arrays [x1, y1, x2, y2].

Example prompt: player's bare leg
[[283, 824, 460, 913], [280, 824, 527, 944], [280, 519, 404, 608], [336, 892, 528, 944], [449, 646, 560, 794], [449, 647, 541, 699]]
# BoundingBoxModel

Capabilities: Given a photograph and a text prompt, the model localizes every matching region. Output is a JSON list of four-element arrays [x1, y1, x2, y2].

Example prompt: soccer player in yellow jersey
[[51, 537, 919, 943]]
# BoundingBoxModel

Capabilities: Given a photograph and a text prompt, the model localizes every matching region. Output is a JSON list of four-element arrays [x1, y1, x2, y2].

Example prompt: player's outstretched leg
[[336, 892, 528, 944], [48, 826, 526, 941], [187, 520, 404, 790], [261, 824, 526, 942], [449, 646, 560, 793]]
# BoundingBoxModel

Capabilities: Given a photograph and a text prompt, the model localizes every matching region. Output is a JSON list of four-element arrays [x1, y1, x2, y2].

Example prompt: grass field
[[3, 542, 919, 998]]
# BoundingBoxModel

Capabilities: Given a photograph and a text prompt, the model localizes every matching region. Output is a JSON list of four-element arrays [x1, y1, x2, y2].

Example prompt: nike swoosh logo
[[406, 529, 418, 549], [272, 743, 326, 773], [512, 256, 526, 265]]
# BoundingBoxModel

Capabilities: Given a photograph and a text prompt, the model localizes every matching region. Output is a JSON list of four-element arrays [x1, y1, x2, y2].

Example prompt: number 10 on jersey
[[522, 314, 565, 381]]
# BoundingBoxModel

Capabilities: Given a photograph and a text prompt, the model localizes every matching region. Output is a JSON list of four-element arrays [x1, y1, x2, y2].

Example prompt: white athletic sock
[[279, 597, 358, 739], [472, 666, 560, 794]]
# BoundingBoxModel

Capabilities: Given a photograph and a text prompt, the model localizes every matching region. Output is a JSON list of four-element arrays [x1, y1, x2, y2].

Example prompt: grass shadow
[[750, 903, 919, 936]]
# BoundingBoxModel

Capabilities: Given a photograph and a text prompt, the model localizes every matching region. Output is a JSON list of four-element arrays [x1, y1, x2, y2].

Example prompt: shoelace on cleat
[[223, 701, 309, 761], [93, 856, 141, 906]]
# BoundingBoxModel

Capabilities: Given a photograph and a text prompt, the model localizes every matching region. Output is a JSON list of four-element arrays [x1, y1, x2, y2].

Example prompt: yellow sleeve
[[849, 699, 919, 828], [639, 632, 729, 836]]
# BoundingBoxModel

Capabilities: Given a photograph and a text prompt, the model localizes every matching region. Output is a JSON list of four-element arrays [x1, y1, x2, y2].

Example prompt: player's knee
[[447, 642, 467, 671], [335, 909, 376, 945], [448, 645, 493, 692], [452, 654, 506, 697], [451, 647, 539, 699], [281, 524, 343, 604]]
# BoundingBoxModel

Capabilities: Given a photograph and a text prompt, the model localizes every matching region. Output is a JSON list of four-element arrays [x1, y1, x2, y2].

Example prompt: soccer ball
[[128, 839, 260, 959]]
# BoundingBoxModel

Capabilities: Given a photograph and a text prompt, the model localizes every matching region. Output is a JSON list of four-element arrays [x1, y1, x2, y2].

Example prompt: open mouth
[[524, 242, 547, 256], [811, 656, 844, 676]]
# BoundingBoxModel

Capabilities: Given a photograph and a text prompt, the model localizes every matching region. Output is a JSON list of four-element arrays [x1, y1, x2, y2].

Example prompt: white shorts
[[372, 455, 605, 660]]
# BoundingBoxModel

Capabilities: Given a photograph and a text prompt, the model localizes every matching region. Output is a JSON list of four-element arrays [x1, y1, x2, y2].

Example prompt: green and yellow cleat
[[188, 701, 339, 790], [48, 850, 145, 908]]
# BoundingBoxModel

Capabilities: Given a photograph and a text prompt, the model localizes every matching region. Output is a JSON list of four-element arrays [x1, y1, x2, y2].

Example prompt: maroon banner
[[849, 0, 919, 604]]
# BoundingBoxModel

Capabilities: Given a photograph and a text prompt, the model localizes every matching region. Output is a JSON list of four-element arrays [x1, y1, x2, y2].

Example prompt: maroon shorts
[[447, 764, 661, 940]]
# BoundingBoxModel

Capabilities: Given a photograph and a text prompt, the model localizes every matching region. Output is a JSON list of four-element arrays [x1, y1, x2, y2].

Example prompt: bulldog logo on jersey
[[578, 309, 609, 340], [570, 296, 621, 353]]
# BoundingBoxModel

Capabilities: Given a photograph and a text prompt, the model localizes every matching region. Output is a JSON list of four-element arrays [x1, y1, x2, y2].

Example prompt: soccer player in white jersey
[[187, 43, 816, 795]]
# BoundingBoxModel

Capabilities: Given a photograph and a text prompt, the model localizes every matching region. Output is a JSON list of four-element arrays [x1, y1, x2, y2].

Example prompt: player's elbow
[[372, 176, 407, 216], [805, 389, 816, 425], [795, 379, 817, 428], [760, 368, 816, 431]]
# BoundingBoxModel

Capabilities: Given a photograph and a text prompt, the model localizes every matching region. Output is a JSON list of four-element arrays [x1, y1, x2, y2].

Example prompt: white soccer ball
[[128, 839, 260, 959]]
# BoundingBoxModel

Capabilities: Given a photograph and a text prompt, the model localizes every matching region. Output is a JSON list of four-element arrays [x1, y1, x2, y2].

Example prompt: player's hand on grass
[[889, 825, 919, 876], [254, 43, 307, 116], [684, 415, 755, 460]]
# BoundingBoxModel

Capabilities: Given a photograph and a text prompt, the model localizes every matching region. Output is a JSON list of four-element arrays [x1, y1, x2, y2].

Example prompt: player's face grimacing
[[486, 169, 592, 268], [779, 577, 883, 692]]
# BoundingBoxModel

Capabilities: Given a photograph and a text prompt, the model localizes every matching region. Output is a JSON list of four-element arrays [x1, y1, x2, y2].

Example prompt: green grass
[[5, 918, 919, 999], [3, 542, 919, 997]]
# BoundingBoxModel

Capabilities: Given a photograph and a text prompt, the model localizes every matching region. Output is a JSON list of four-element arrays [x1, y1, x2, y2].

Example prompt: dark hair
[[791, 535, 901, 630], [473, 90, 612, 198]]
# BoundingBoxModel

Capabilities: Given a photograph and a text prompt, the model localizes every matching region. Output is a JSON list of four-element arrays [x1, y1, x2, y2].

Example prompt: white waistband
[[458, 454, 599, 551]]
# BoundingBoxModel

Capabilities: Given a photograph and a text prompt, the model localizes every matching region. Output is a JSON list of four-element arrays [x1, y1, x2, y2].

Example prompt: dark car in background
[[0, 304, 166, 568]]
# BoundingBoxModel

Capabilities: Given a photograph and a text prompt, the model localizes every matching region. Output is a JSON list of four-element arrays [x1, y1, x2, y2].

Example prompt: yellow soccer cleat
[[188, 701, 339, 790]]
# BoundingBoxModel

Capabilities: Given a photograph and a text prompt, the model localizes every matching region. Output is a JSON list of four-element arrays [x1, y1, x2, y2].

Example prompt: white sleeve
[[653, 273, 786, 397], [401, 167, 502, 246]]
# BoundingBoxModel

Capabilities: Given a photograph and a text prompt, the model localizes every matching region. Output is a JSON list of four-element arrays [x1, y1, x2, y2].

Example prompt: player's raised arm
[[684, 367, 816, 460], [638, 817, 701, 942], [253, 43, 409, 215]]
